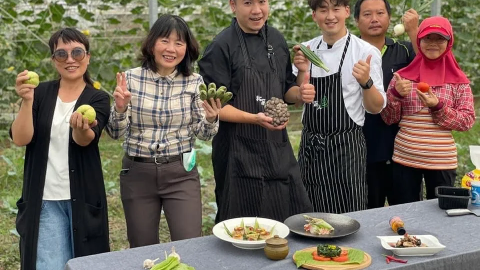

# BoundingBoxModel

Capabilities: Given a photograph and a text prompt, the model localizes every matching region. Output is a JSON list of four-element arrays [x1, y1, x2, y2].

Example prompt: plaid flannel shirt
[[106, 67, 218, 157], [381, 77, 475, 132]]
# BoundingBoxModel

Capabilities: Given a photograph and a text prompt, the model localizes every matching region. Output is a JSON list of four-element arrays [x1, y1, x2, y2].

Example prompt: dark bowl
[[284, 212, 361, 239]]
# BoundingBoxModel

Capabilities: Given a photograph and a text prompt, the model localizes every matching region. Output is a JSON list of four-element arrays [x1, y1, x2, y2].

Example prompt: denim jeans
[[36, 200, 74, 270]]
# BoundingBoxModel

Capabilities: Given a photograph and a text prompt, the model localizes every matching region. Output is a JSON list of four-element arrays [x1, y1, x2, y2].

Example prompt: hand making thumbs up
[[393, 72, 413, 97], [353, 55, 373, 87], [298, 72, 316, 103]]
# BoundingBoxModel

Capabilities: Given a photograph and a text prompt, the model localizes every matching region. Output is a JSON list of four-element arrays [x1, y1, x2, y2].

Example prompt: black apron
[[212, 21, 312, 223], [298, 34, 367, 214]]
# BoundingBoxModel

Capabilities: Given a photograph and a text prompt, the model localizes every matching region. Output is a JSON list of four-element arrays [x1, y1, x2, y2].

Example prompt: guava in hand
[[76, 104, 96, 124]]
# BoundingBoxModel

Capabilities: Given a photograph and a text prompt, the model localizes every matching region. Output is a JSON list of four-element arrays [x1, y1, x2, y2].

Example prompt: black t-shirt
[[198, 18, 297, 103], [363, 37, 416, 164]]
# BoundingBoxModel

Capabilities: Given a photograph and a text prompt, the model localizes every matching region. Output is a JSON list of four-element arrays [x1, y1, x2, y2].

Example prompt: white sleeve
[[367, 47, 387, 110]]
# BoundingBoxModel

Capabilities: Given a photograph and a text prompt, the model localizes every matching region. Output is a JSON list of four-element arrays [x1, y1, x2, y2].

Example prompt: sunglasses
[[52, 48, 88, 62]]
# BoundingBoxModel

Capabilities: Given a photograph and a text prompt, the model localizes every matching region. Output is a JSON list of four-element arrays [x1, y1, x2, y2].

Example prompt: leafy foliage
[[0, 0, 478, 269]]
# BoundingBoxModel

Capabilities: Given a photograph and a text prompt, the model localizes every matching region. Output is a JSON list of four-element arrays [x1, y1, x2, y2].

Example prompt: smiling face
[[420, 33, 448, 60], [312, 0, 350, 43], [230, 0, 269, 34], [52, 39, 90, 82], [153, 30, 186, 76], [355, 0, 390, 38]]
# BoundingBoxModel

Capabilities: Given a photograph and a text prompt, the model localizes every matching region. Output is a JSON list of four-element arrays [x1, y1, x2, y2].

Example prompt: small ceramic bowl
[[264, 235, 289, 260]]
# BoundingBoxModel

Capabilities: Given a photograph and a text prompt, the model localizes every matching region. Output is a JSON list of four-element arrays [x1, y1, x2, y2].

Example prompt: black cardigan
[[10, 80, 111, 269]]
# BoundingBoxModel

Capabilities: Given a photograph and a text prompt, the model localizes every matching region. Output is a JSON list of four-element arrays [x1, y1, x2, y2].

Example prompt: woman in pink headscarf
[[381, 16, 475, 205]]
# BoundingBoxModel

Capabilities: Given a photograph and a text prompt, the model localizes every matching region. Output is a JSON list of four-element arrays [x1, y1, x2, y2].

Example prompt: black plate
[[284, 213, 361, 239]]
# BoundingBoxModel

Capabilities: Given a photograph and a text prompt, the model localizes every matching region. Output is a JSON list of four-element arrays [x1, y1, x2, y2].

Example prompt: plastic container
[[435, 186, 470, 210], [389, 216, 406, 235], [471, 181, 480, 206]]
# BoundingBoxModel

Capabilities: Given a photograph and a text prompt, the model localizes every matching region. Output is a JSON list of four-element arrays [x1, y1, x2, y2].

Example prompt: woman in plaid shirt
[[106, 15, 220, 247], [381, 16, 475, 205]]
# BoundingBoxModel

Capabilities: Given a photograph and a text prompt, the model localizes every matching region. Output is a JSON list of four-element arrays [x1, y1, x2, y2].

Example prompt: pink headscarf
[[397, 16, 469, 86]]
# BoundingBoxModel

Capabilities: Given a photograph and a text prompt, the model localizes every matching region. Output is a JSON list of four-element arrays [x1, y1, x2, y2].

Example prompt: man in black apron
[[354, 0, 418, 208], [198, 0, 312, 223], [293, 0, 386, 214]]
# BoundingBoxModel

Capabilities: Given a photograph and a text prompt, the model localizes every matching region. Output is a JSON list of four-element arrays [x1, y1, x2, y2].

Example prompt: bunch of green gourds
[[199, 82, 233, 106]]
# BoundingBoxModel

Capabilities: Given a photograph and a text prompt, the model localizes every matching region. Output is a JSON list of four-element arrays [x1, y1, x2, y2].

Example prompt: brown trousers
[[119, 155, 202, 248]]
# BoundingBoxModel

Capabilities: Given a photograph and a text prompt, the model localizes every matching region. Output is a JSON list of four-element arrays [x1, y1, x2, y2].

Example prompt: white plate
[[212, 217, 290, 249], [377, 235, 446, 256]]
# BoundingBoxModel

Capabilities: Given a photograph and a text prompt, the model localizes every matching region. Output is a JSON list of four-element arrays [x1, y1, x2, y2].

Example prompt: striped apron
[[212, 21, 312, 223], [298, 34, 367, 213]]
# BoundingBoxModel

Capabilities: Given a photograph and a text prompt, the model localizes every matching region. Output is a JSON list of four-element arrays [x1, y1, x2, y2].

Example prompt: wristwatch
[[360, 77, 373, 89]]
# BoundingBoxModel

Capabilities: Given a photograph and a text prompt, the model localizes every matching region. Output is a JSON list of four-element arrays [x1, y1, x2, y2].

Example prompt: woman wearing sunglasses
[[10, 28, 110, 270], [106, 14, 220, 247]]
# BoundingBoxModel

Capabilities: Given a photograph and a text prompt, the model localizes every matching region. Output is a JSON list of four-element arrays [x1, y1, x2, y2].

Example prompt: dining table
[[65, 199, 480, 270]]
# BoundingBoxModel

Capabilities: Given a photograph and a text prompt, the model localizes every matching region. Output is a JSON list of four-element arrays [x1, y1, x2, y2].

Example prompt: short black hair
[[308, 0, 351, 10], [354, 0, 391, 20], [48, 28, 93, 86], [140, 14, 200, 77]]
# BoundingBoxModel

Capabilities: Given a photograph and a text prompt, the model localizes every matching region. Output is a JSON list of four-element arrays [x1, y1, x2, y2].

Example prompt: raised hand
[[403, 8, 419, 34], [293, 44, 310, 72], [393, 73, 413, 97], [113, 72, 131, 113], [298, 72, 316, 103], [353, 55, 372, 87], [15, 70, 35, 101]]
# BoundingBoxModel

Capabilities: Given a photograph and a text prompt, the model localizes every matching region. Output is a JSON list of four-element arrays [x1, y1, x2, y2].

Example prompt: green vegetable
[[317, 244, 341, 258], [199, 90, 208, 101], [269, 223, 277, 234], [299, 44, 330, 72], [303, 215, 334, 232], [223, 222, 232, 237], [207, 88, 216, 100], [254, 217, 260, 230], [172, 263, 195, 270], [215, 86, 226, 100], [199, 83, 207, 92], [151, 256, 180, 270], [294, 248, 365, 268], [208, 82, 216, 91], [220, 92, 233, 104]]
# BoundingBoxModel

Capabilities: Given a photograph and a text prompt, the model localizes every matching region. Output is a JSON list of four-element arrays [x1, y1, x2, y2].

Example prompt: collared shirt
[[382, 79, 475, 131], [381, 80, 475, 170], [363, 37, 416, 163], [293, 31, 386, 126], [198, 19, 297, 101], [105, 67, 218, 158]]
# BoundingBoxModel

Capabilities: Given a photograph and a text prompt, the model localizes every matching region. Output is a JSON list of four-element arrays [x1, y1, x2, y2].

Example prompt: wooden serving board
[[292, 246, 372, 270]]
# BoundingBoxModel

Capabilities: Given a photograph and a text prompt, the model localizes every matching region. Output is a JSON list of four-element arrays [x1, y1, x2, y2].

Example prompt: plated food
[[391, 233, 426, 248], [212, 217, 289, 249], [303, 215, 334, 235], [293, 245, 371, 270], [284, 213, 360, 239], [223, 218, 275, 241], [377, 235, 445, 256]]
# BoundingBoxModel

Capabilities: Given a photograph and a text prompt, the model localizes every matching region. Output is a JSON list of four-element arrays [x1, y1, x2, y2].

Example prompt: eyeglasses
[[421, 38, 448, 44], [52, 48, 88, 62]]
